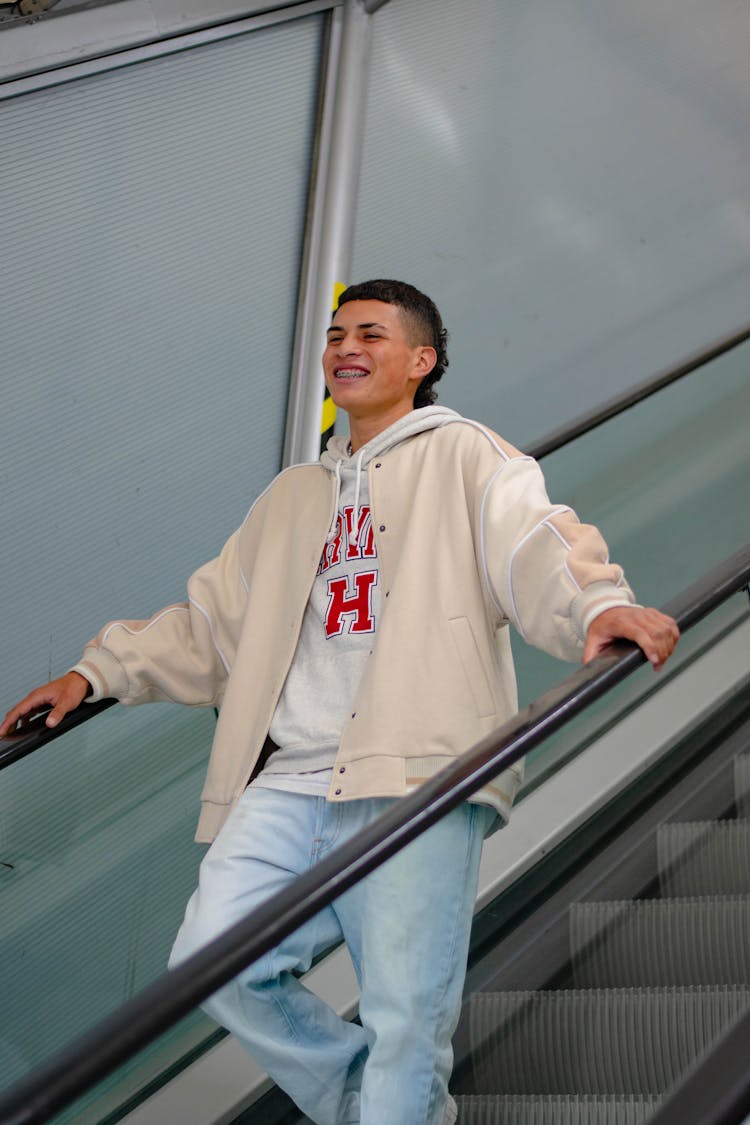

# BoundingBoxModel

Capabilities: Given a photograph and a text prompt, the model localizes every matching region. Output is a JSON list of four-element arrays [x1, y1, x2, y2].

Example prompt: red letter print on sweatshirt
[[325, 572, 378, 636], [318, 505, 379, 638], [318, 506, 376, 576]]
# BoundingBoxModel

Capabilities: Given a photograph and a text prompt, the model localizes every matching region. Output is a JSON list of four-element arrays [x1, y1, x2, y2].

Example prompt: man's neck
[[347, 404, 415, 453]]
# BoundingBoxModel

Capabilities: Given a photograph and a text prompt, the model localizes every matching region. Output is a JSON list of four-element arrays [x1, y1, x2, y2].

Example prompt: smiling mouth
[[334, 368, 369, 380]]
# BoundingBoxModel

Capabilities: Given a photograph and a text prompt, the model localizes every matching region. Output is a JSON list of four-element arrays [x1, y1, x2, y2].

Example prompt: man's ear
[[415, 346, 437, 377]]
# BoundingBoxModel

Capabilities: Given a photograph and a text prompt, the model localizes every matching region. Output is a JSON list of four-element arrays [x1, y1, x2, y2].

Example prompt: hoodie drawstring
[[320, 408, 460, 549], [325, 447, 367, 547], [326, 458, 342, 544], [351, 448, 365, 549]]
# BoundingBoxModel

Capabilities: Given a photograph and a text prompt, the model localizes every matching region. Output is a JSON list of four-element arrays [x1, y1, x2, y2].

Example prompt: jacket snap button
[[351, 711, 356, 718], [339, 766, 346, 774], [335, 788, 342, 796], [375, 462, 382, 468], [379, 524, 386, 532]]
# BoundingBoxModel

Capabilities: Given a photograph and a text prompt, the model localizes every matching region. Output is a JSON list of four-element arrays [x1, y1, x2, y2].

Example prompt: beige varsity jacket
[[74, 416, 635, 841]]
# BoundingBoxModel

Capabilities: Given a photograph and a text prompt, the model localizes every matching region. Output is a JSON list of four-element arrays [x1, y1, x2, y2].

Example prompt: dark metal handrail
[[526, 321, 750, 460], [0, 698, 116, 771], [0, 545, 748, 1125], [3, 320, 748, 765]]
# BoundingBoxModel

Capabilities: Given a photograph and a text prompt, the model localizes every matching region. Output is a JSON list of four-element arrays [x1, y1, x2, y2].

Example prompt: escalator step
[[658, 820, 750, 896], [570, 896, 750, 987], [453, 1094, 661, 1124], [735, 754, 750, 817], [468, 985, 750, 1094]]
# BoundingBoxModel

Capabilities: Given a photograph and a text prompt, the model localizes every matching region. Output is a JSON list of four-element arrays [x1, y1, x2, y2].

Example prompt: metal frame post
[[283, 0, 373, 466]]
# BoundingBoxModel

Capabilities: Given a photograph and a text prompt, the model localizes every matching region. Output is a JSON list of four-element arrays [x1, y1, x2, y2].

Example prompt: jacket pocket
[[448, 617, 496, 718]]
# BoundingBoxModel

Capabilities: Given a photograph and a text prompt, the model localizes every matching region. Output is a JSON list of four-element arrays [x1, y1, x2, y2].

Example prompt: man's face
[[322, 299, 435, 424]]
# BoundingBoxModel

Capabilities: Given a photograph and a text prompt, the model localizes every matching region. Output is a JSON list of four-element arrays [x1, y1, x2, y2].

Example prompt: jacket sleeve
[[480, 453, 636, 662], [71, 526, 248, 706]]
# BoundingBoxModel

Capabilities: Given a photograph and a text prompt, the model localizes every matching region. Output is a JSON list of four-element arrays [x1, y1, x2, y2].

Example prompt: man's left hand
[[583, 606, 680, 670]]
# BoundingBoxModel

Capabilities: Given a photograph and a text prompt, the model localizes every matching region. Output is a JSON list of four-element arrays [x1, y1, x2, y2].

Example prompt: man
[[1, 280, 678, 1124]]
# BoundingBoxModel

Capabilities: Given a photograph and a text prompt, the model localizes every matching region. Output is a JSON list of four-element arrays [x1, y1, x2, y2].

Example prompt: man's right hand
[[0, 671, 92, 737]]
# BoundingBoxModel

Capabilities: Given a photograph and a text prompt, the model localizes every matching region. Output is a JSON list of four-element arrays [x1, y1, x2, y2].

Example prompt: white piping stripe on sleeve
[[563, 559, 582, 593], [101, 605, 188, 646], [239, 463, 330, 592], [542, 515, 581, 590], [479, 465, 509, 616], [188, 596, 231, 675], [542, 517, 581, 591], [480, 477, 572, 630], [506, 512, 565, 639], [101, 600, 231, 677], [239, 462, 323, 527], [506, 527, 544, 639], [541, 511, 574, 549], [448, 417, 510, 461]]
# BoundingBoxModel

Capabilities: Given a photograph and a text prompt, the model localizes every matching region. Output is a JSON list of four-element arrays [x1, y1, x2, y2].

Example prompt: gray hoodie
[[262, 407, 459, 779]]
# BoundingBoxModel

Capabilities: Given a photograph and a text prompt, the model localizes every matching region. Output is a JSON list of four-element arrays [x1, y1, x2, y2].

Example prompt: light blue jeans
[[169, 788, 494, 1125]]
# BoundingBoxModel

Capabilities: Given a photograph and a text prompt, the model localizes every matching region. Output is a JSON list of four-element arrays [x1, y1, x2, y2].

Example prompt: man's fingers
[[0, 690, 53, 736], [581, 634, 604, 664], [621, 620, 678, 668], [43, 675, 90, 727], [583, 607, 680, 670], [0, 673, 90, 737], [635, 611, 680, 667]]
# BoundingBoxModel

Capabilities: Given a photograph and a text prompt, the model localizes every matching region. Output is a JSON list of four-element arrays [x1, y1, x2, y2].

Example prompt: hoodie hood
[[320, 406, 460, 543], [320, 405, 461, 472]]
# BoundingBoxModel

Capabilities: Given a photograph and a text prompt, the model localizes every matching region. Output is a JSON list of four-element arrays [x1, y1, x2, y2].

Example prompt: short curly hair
[[335, 279, 449, 408]]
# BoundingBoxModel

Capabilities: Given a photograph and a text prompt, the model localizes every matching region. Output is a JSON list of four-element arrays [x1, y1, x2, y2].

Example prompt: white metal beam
[[283, 0, 372, 466], [0, 0, 340, 92]]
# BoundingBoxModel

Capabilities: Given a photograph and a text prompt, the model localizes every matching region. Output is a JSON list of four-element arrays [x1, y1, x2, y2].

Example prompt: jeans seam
[[420, 804, 482, 1125], [263, 972, 365, 1123], [267, 976, 302, 1046]]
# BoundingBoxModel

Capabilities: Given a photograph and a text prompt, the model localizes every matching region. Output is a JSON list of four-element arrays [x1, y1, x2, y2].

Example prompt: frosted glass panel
[[0, 705, 216, 1121], [2, 14, 323, 706], [352, 0, 750, 447], [0, 11, 324, 1120], [513, 338, 750, 710]]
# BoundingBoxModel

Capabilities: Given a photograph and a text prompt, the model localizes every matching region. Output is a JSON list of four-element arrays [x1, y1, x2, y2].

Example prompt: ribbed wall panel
[[570, 896, 750, 987], [0, 15, 324, 1117], [0, 704, 218, 1114], [735, 754, 750, 817], [454, 1094, 661, 1125], [469, 986, 750, 1094], [1, 753, 206, 1066], [2, 16, 323, 707], [658, 821, 750, 896]]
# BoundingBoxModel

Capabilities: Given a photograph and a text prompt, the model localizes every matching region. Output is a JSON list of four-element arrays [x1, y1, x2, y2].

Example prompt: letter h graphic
[[324, 572, 377, 637]]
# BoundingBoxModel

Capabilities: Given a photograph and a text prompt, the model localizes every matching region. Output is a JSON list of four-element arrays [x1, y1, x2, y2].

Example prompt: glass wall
[[0, 11, 326, 1120], [352, 0, 750, 447], [515, 338, 750, 786], [515, 337, 750, 702], [3, 0, 750, 1118]]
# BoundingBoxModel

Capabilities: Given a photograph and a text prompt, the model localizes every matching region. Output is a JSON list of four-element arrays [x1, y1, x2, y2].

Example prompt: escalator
[[0, 555, 748, 1125], [449, 687, 750, 1123], [1, 326, 748, 1125], [233, 664, 750, 1125]]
